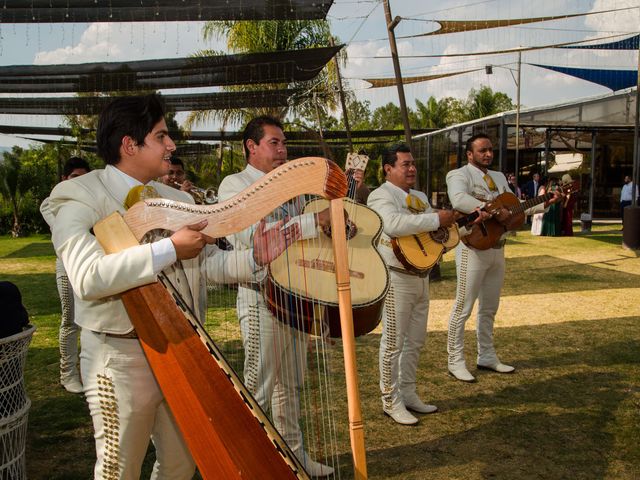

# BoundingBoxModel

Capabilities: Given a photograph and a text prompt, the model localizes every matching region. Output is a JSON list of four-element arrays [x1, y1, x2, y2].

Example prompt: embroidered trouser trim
[[447, 243, 505, 369], [81, 330, 195, 480], [379, 271, 430, 410], [55, 258, 79, 381], [237, 287, 307, 453]]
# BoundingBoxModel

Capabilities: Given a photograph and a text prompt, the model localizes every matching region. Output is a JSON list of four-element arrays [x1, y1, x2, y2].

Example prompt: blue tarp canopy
[[559, 34, 639, 50], [531, 64, 638, 91]]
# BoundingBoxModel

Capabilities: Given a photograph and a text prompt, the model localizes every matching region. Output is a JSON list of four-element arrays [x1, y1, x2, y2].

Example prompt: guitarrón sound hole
[[429, 227, 449, 244], [322, 219, 358, 240]]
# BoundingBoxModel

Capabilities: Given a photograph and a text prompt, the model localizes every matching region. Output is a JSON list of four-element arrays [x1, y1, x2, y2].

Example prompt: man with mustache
[[218, 115, 334, 477], [367, 143, 455, 425]]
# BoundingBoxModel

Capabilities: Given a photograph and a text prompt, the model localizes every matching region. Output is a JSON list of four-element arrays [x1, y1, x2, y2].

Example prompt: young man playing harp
[[43, 95, 295, 479]]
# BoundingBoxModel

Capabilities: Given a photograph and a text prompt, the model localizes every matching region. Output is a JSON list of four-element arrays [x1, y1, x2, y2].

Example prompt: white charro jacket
[[446, 163, 546, 241], [367, 181, 440, 270], [45, 164, 257, 334]]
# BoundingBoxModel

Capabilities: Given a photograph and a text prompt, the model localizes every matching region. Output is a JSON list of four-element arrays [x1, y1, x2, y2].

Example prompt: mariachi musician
[[446, 133, 561, 383], [44, 94, 297, 479], [161, 156, 195, 193], [217, 115, 335, 477], [367, 143, 455, 426]]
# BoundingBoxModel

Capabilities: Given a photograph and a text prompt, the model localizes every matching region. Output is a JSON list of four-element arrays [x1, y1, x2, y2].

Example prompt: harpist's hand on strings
[[315, 208, 332, 228], [252, 219, 301, 266], [171, 220, 215, 260]]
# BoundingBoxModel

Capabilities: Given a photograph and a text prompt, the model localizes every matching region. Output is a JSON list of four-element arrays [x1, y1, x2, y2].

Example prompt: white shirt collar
[[385, 180, 410, 199], [245, 163, 266, 181], [108, 164, 145, 189]]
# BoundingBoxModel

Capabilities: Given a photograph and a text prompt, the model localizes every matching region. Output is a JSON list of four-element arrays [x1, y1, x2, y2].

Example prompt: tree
[[345, 99, 372, 130], [464, 86, 514, 121], [371, 102, 403, 130], [0, 151, 23, 236], [0, 143, 93, 236], [412, 96, 462, 129], [185, 20, 340, 131]]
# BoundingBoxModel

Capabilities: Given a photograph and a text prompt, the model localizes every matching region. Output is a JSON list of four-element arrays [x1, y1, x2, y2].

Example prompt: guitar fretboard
[[511, 192, 554, 215], [456, 210, 480, 228]]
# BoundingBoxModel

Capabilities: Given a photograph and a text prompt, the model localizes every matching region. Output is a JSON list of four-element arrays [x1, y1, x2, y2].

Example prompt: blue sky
[[0, 0, 638, 147]]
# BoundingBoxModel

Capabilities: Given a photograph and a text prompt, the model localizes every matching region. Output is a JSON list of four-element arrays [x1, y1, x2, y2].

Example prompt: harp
[[93, 158, 368, 479]]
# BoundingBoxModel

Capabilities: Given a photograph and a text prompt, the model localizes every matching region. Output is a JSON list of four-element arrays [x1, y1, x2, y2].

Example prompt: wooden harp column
[[330, 198, 367, 479], [93, 158, 368, 479]]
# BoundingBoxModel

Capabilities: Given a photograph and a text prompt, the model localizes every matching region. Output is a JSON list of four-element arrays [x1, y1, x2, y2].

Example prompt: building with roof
[[412, 87, 638, 219]]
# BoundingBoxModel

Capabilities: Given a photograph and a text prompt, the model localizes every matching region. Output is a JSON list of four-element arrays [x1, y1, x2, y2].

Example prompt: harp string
[[204, 195, 342, 476], [277, 193, 340, 470]]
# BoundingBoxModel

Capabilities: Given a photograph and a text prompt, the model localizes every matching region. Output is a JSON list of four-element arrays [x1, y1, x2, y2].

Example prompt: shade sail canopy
[[0, 1, 333, 22], [398, 7, 632, 39], [0, 45, 342, 93], [0, 90, 297, 115], [363, 68, 482, 88], [531, 64, 638, 92], [559, 34, 640, 50], [0, 126, 431, 142]]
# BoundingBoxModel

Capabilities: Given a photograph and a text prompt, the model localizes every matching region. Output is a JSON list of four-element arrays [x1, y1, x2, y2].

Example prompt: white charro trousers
[[379, 270, 429, 410], [80, 330, 195, 480], [447, 243, 506, 369], [55, 258, 80, 382], [236, 286, 308, 454]]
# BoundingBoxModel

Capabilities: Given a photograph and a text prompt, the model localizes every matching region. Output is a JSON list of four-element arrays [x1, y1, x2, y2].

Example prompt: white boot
[[477, 362, 515, 373], [383, 399, 418, 425], [61, 373, 83, 394], [448, 365, 476, 383], [295, 449, 334, 478], [402, 392, 438, 414]]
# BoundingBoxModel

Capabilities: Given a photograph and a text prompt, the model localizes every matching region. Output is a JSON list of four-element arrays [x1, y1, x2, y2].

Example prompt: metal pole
[[426, 135, 432, 200], [589, 131, 597, 219], [383, 0, 413, 148], [330, 37, 353, 152], [313, 92, 332, 159], [631, 46, 639, 207], [514, 52, 522, 188], [499, 118, 507, 173]]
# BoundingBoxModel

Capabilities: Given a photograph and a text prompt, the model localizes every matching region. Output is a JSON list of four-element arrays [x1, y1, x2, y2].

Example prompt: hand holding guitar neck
[[463, 179, 581, 250]]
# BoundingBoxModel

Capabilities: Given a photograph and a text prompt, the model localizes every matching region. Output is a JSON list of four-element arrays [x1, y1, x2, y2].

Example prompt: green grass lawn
[[1, 225, 639, 479]]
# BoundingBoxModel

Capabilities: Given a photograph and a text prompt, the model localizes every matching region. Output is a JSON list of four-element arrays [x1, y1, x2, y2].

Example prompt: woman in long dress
[[541, 180, 562, 236]]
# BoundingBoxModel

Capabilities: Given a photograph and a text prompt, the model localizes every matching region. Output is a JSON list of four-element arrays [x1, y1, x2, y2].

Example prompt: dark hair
[[96, 94, 166, 165], [0, 281, 29, 338], [381, 143, 411, 175], [465, 133, 491, 153], [242, 115, 284, 159], [62, 156, 91, 178], [169, 157, 184, 168]]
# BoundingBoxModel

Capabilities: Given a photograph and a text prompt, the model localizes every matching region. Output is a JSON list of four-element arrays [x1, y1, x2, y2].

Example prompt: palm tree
[[184, 20, 342, 131], [465, 86, 514, 121], [412, 96, 469, 129]]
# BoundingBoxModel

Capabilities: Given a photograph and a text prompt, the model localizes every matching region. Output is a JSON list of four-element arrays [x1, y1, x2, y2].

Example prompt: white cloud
[[33, 22, 220, 65], [586, 0, 640, 33]]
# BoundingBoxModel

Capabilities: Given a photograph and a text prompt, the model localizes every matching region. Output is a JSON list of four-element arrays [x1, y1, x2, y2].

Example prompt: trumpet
[[173, 181, 218, 204]]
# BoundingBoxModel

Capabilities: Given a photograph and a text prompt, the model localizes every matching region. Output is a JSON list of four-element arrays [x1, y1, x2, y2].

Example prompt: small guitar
[[464, 179, 580, 250], [391, 210, 480, 274], [265, 153, 389, 338]]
